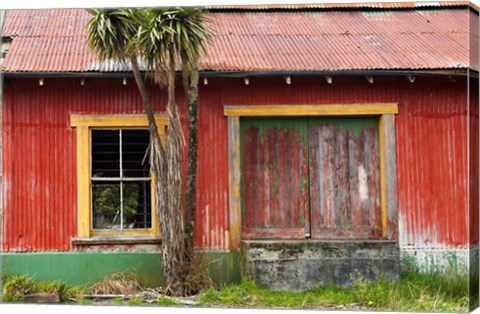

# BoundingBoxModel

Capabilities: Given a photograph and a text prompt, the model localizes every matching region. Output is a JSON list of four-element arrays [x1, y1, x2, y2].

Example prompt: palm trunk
[[130, 58, 162, 143], [131, 57, 179, 295], [129, 56, 167, 211], [162, 44, 188, 295], [183, 61, 199, 261]]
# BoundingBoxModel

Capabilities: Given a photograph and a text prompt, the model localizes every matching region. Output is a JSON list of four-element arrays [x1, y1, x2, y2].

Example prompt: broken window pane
[[92, 182, 121, 229], [91, 130, 120, 178], [122, 181, 152, 229]]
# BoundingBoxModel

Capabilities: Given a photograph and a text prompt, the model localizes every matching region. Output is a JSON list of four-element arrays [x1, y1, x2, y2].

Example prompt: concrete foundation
[[241, 240, 400, 291]]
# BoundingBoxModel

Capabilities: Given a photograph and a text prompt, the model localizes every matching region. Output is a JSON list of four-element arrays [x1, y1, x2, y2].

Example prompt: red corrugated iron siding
[[469, 76, 479, 246], [396, 78, 469, 248], [2, 78, 78, 251], [469, 7, 480, 246], [1, 75, 470, 251], [2, 78, 169, 251]]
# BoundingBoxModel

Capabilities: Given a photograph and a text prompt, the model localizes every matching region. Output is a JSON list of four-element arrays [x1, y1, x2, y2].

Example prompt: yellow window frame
[[71, 114, 168, 238]]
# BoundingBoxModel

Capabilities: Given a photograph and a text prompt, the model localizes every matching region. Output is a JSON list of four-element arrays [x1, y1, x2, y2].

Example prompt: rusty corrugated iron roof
[[1, 5, 477, 73], [206, 1, 476, 11]]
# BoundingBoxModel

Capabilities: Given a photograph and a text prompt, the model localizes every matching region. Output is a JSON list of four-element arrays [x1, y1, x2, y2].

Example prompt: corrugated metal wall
[[469, 76, 479, 246], [1, 75, 471, 251], [395, 77, 469, 249]]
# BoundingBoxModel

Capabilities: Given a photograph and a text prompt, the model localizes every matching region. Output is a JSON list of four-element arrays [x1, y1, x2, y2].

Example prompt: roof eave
[[2, 68, 477, 79]]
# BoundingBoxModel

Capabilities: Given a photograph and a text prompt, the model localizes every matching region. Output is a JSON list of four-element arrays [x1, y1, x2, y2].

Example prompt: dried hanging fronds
[[90, 272, 142, 295]]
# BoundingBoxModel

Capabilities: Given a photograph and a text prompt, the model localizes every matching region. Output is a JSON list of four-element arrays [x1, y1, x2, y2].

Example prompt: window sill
[[71, 236, 161, 246]]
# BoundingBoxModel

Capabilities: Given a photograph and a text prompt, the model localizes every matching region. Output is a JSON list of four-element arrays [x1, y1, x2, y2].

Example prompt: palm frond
[[175, 8, 213, 73], [86, 8, 139, 63]]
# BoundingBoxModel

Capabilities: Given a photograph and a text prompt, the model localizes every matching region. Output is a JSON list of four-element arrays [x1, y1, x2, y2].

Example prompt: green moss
[[308, 116, 378, 138], [241, 117, 308, 147]]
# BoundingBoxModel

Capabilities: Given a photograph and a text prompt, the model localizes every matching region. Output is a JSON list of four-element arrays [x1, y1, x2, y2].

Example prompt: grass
[[156, 296, 180, 306], [198, 270, 470, 312], [1, 268, 471, 312], [2, 274, 90, 303], [127, 296, 144, 306], [1, 275, 37, 302], [114, 296, 124, 305]]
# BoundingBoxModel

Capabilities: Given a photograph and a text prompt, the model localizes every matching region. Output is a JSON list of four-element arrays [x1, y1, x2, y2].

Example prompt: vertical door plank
[[309, 117, 381, 239], [241, 118, 307, 239]]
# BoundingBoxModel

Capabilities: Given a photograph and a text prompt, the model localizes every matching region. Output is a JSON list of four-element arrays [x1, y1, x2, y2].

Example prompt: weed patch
[[199, 270, 470, 312], [156, 296, 180, 306], [2, 275, 89, 303], [114, 296, 124, 305], [2, 275, 37, 302], [127, 296, 144, 306], [2, 269, 470, 312]]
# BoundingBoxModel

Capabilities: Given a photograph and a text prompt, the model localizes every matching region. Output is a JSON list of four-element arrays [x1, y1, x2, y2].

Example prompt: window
[[91, 129, 152, 230], [71, 114, 167, 239]]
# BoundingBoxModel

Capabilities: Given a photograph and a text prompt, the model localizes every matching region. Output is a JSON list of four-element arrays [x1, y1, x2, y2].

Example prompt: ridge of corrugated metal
[[1, 7, 477, 73]]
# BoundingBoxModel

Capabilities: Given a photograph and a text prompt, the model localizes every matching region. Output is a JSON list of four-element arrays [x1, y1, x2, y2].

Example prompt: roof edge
[[206, 1, 478, 13], [3, 68, 476, 78], [0, 2, 476, 13]]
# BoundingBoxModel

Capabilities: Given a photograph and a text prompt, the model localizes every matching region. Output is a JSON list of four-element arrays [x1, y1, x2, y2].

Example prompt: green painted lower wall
[[0, 251, 240, 288]]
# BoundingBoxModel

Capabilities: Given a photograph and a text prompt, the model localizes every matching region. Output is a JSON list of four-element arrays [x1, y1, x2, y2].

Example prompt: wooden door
[[308, 117, 381, 239], [241, 118, 309, 239], [240, 116, 381, 240]]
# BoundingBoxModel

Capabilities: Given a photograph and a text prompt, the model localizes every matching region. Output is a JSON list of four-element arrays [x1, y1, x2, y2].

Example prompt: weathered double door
[[241, 117, 382, 240]]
